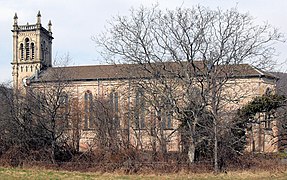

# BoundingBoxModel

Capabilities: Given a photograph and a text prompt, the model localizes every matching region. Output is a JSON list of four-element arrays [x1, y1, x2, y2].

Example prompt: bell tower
[[11, 11, 53, 90]]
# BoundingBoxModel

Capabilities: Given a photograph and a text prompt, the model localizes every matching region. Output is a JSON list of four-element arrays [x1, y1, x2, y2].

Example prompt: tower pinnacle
[[37, 11, 41, 25], [48, 20, 52, 33], [13, 13, 18, 24], [13, 13, 18, 30]]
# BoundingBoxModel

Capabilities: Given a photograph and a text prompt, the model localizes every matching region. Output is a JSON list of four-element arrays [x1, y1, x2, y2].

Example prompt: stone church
[[11, 12, 279, 153]]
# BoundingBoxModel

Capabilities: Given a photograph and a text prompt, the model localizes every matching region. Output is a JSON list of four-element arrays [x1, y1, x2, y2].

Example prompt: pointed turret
[[13, 13, 18, 30], [36, 11, 41, 28], [48, 20, 52, 35], [13, 13, 18, 24]]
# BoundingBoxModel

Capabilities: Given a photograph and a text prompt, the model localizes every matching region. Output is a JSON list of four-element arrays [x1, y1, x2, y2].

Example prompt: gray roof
[[30, 62, 278, 83]]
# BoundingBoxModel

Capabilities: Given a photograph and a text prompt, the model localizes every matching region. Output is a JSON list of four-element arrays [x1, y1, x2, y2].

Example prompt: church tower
[[11, 11, 53, 90]]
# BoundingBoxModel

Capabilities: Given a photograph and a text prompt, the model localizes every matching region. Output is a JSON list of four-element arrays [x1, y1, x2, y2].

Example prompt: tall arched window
[[25, 38, 30, 60], [20, 43, 24, 60], [134, 89, 145, 129], [84, 91, 93, 129], [159, 97, 173, 130], [160, 110, 173, 130], [60, 92, 69, 126], [41, 41, 46, 61], [110, 90, 119, 127], [31, 42, 35, 60]]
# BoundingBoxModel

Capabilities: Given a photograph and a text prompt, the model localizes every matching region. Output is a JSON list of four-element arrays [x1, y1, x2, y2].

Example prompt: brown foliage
[[1, 143, 286, 174]]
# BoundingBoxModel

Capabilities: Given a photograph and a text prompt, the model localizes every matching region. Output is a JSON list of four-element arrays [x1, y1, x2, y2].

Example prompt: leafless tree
[[25, 56, 79, 163], [95, 5, 284, 171], [91, 97, 122, 152], [0, 56, 79, 164], [0, 83, 16, 156], [272, 72, 287, 150]]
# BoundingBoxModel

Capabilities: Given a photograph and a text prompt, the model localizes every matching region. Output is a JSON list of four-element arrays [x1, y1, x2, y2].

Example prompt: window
[[156, 109, 172, 129], [31, 43, 35, 59], [20, 43, 24, 60], [264, 113, 272, 130], [84, 91, 93, 129], [134, 89, 145, 129], [25, 38, 30, 60], [110, 90, 119, 127], [161, 110, 173, 129], [36, 92, 46, 111], [41, 41, 46, 61], [59, 92, 69, 126]]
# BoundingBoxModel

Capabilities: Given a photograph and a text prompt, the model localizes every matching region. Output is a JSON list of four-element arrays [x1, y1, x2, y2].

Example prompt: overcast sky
[[1, 0, 287, 83]]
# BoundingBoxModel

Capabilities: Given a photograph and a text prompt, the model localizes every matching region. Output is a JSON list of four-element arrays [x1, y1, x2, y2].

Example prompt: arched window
[[25, 38, 30, 60], [160, 110, 173, 130], [134, 89, 145, 129], [41, 41, 46, 61], [20, 43, 24, 60], [110, 90, 119, 127], [156, 96, 173, 130], [60, 92, 69, 126], [84, 91, 93, 129], [31, 43, 35, 59]]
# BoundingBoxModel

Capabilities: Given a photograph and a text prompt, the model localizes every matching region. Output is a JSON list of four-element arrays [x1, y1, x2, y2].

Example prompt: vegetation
[[95, 4, 284, 171], [232, 94, 286, 152], [0, 4, 285, 175], [239, 94, 286, 118], [0, 167, 287, 180]]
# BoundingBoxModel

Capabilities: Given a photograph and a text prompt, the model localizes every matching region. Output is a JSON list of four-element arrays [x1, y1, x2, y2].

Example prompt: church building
[[11, 12, 280, 153]]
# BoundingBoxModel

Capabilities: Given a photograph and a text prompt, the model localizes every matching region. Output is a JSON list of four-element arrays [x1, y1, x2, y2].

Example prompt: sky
[[1, 0, 287, 83]]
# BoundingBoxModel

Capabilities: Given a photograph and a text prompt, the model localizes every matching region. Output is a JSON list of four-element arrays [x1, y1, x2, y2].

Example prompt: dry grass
[[0, 167, 287, 180]]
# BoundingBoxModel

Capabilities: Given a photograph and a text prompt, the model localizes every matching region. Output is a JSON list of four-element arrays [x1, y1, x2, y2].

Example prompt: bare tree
[[25, 56, 78, 163], [95, 5, 284, 171], [92, 96, 123, 152], [0, 56, 79, 164], [272, 72, 287, 150], [0, 83, 18, 158]]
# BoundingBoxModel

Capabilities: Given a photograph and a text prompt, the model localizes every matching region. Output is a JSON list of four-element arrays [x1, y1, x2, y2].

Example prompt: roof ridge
[[250, 65, 265, 76], [31, 62, 278, 83]]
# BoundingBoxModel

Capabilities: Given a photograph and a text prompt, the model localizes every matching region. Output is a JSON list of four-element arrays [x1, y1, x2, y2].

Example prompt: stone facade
[[11, 11, 53, 90], [12, 12, 279, 153]]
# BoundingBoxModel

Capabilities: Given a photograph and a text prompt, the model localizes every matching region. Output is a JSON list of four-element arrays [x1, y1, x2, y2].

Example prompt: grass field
[[0, 167, 286, 180]]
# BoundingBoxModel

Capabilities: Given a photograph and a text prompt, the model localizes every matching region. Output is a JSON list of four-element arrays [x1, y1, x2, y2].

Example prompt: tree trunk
[[214, 120, 218, 172], [187, 138, 195, 163], [51, 138, 56, 164], [211, 72, 219, 173]]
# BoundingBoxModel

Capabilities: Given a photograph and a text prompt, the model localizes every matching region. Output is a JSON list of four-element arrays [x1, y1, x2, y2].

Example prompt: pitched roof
[[30, 62, 277, 83], [36, 64, 132, 82]]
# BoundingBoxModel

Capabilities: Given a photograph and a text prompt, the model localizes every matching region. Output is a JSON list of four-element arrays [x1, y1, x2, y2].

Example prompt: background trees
[[25, 77, 73, 163], [0, 58, 79, 164], [273, 72, 287, 150], [95, 5, 284, 171]]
